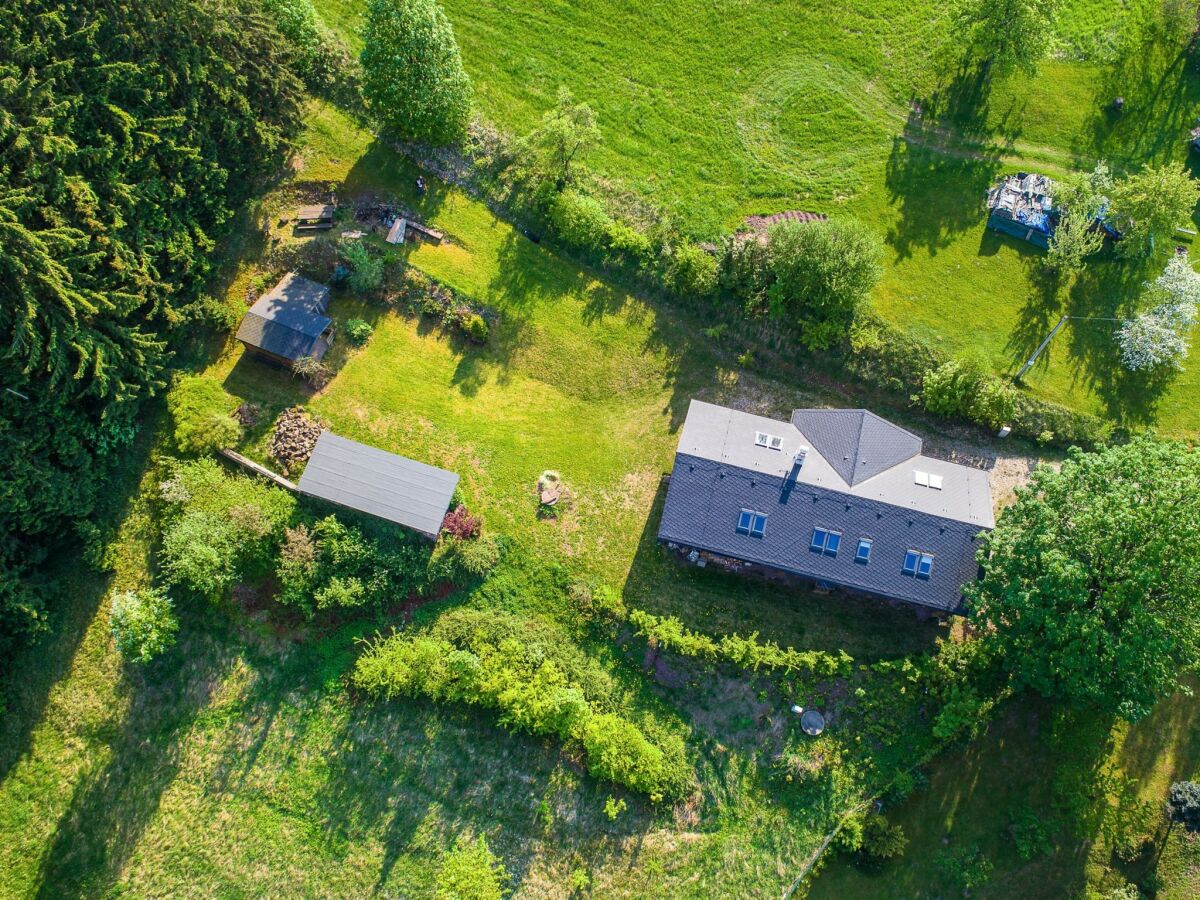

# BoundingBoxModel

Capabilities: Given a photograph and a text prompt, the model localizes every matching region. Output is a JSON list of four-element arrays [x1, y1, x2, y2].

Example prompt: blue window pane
[[737, 510, 753, 533], [917, 553, 934, 578], [856, 539, 872, 563], [810, 528, 827, 551], [824, 532, 841, 556], [750, 514, 767, 537], [902, 550, 920, 575]]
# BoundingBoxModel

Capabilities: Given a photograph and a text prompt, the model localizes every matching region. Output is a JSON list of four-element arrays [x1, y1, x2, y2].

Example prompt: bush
[[719, 236, 771, 309], [922, 356, 1017, 430], [344, 318, 373, 345], [767, 218, 882, 350], [464, 314, 489, 343], [548, 189, 613, 256], [442, 504, 482, 538], [167, 375, 241, 454], [934, 843, 993, 890], [859, 813, 908, 861], [449, 534, 504, 579], [109, 588, 179, 663], [341, 240, 384, 294], [436, 835, 509, 900], [662, 241, 718, 299], [579, 713, 668, 799]]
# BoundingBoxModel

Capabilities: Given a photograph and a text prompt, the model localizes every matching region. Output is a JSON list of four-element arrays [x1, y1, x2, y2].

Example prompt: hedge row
[[354, 609, 693, 801], [629, 609, 853, 677]]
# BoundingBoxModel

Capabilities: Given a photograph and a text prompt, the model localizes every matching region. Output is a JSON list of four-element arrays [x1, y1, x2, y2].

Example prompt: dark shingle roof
[[298, 432, 458, 538], [790, 409, 922, 486], [659, 454, 984, 613], [236, 272, 332, 361]]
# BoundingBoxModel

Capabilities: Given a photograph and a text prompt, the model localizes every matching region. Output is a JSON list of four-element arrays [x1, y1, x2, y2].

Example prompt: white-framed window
[[902, 549, 935, 578], [755, 432, 784, 450], [737, 509, 768, 537], [810, 527, 841, 556], [855, 538, 872, 564]]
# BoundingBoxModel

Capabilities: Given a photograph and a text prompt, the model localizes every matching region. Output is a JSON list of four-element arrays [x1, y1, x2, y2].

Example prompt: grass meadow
[[315, 0, 1200, 435]]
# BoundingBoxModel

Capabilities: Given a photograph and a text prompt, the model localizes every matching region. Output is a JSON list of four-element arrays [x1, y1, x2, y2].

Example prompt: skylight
[[856, 538, 872, 563], [737, 509, 767, 537], [903, 549, 935, 578], [811, 527, 841, 556], [914, 470, 944, 490], [755, 431, 783, 451], [928, 474, 943, 490]]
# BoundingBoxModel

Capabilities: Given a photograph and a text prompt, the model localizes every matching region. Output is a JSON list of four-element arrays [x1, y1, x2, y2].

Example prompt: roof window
[[737, 509, 768, 537], [914, 470, 944, 490], [811, 527, 841, 556], [755, 431, 784, 450], [856, 538, 872, 564], [903, 549, 935, 578]]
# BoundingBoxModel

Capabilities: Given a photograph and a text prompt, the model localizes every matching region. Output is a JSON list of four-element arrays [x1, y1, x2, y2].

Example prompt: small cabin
[[236, 272, 334, 366]]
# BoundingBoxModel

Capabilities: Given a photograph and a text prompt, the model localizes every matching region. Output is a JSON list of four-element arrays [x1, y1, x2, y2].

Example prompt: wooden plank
[[408, 220, 443, 242], [385, 218, 406, 244], [219, 448, 298, 491]]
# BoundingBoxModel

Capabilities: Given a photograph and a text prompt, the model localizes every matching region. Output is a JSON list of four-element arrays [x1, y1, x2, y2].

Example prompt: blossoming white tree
[[1118, 254, 1200, 371]]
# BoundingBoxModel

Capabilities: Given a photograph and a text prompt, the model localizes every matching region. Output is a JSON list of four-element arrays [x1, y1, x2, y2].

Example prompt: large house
[[657, 400, 994, 615], [236, 272, 334, 366]]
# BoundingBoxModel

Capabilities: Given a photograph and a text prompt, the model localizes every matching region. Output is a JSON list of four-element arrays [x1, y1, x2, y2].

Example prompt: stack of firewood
[[269, 407, 322, 472]]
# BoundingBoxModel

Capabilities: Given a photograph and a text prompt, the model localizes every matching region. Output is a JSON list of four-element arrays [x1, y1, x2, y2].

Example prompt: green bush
[[579, 713, 669, 800], [166, 375, 241, 454], [157, 459, 296, 598], [548, 189, 613, 256], [344, 318, 373, 345], [464, 314, 489, 343], [341, 240, 384, 294], [922, 356, 1018, 431], [662, 241, 718, 299], [767, 218, 882, 350], [450, 534, 504, 578], [109, 588, 179, 663], [859, 813, 908, 861], [436, 835, 509, 900], [718, 236, 771, 310]]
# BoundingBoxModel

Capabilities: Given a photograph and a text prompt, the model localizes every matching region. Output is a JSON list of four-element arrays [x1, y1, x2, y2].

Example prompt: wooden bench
[[295, 203, 335, 231]]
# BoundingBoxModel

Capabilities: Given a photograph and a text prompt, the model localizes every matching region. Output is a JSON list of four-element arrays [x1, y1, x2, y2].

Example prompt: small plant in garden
[[603, 795, 626, 820], [435, 835, 509, 900], [109, 588, 179, 663], [344, 318, 373, 345], [292, 354, 331, 387], [442, 504, 482, 539], [1008, 807, 1053, 860], [858, 813, 907, 862], [569, 866, 590, 892], [737, 349, 754, 367], [340, 240, 384, 294], [464, 313, 489, 343]]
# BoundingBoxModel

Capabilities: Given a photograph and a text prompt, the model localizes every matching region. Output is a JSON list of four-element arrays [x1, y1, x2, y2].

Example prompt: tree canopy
[[1047, 163, 1113, 274], [957, 0, 1060, 74], [1109, 163, 1200, 258], [521, 86, 601, 189], [0, 0, 303, 659], [767, 219, 883, 350], [361, 0, 473, 144], [1117, 253, 1200, 371], [969, 436, 1200, 722]]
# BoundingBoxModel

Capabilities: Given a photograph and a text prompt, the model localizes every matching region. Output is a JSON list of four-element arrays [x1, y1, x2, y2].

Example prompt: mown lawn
[[315, 0, 1200, 436]]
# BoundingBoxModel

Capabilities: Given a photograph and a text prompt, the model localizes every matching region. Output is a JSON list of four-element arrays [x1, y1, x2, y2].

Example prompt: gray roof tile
[[236, 272, 332, 361]]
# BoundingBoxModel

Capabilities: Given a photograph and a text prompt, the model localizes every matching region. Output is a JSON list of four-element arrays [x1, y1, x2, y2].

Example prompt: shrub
[[464, 314, 489, 343], [159, 510, 244, 598], [1008, 808, 1053, 860], [662, 241, 718, 299], [109, 588, 179, 663], [922, 356, 1017, 430], [549, 189, 613, 256], [344, 318, 374, 345], [934, 843, 993, 890], [449, 534, 504, 579], [167, 375, 241, 454], [442, 504, 482, 539], [341, 240, 384, 294], [859, 813, 908, 861], [436, 835, 509, 900], [360, 0, 473, 145], [767, 218, 882, 350], [719, 236, 771, 309], [579, 713, 668, 799]]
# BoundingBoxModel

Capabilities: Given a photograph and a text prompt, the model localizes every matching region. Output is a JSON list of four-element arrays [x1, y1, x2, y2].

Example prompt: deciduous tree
[[1109, 163, 1200, 258], [969, 436, 1200, 721], [361, 0, 472, 144], [957, 0, 1060, 74], [521, 87, 601, 189], [1117, 253, 1200, 371]]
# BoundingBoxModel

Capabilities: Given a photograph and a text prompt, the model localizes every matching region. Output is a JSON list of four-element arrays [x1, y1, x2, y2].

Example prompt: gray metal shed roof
[[658, 400, 995, 613], [298, 432, 459, 538], [236, 272, 332, 361]]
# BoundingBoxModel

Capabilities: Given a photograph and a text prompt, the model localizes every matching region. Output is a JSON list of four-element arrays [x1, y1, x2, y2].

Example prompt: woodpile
[[269, 407, 323, 472]]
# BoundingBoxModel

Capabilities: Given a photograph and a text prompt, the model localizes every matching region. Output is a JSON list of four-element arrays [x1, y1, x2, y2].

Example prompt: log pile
[[269, 407, 323, 472]]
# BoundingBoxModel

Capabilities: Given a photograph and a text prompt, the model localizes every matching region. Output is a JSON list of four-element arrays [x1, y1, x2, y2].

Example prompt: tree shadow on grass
[[1004, 257, 1069, 378], [32, 605, 235, 898], [884, 65, 1016, 262]]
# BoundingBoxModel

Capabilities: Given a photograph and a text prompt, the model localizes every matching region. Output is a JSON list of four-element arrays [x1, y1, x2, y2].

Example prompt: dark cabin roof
[[297, 432, 459, 538], [790, 409, 923, 486], [236, 272, 332, 362], [657, 400, 994, 613]]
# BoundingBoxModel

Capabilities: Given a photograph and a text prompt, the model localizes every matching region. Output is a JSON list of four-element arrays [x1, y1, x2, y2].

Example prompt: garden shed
[[235, 272, 334, 366], [297, 432, 459, 539]]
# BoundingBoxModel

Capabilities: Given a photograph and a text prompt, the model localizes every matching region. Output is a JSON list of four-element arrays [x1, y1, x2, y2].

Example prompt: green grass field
[[315, 0, 1200, 436]]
